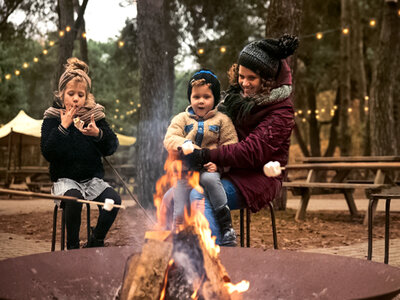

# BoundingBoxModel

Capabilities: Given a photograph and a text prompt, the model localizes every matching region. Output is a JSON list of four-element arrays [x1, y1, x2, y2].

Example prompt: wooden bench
[[282, 159, 400, 221]]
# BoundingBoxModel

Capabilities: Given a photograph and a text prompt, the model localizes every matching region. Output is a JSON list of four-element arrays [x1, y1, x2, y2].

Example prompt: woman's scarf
[[43, 103, 106, 125], [219, 84, 292, 122]]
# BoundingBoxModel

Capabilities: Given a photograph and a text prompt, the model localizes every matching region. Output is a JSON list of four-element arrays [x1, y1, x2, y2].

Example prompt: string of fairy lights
[[2, 10, 399, 126], [0, 24, 135, 133], [110, 99, 141, 132]]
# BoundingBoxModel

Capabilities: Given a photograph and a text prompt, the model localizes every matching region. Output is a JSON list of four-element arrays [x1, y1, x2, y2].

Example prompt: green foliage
[[175, 0, 265, 89], [0, 27, 56, 123], [87, 19, 140, 137]]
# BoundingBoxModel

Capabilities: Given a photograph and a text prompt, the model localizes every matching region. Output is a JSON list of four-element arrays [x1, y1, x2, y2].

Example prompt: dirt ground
[[1, 200, 399, 251]]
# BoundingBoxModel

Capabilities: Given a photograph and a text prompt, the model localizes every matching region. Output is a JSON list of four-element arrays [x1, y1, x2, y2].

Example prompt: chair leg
[[51, 205, 58, 252], [246, 208, 251, 247], [268, 201, 278, 249], [61, 207, 66, 251], [86, 203, 91, 241], [240, 209, 244, 247], [384, 198, 391, 264], [367, 198, 374, 260]]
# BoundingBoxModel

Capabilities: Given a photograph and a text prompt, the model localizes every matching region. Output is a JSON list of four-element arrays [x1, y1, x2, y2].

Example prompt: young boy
[[163, 69, 238, 246]]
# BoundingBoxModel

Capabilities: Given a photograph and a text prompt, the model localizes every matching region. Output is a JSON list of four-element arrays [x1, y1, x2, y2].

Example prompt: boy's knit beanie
[[238, 34, 299, 80], [187, 69, 221, 108]]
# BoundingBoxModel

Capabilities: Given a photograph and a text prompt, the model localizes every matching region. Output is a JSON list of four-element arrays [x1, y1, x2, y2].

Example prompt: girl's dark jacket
[[41, 118, 118, 182], [209, 60, 295, 212]]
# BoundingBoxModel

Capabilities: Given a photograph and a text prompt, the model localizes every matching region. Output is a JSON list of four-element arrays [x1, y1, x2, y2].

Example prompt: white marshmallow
[[103, 198, 115, 211], [181, 140, 194, 155], [263, 161, 282, 177]]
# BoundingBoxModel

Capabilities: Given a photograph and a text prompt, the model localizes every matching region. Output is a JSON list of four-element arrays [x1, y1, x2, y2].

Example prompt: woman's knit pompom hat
[[187, 69, 221, 108], [238, 34, 299, 80]]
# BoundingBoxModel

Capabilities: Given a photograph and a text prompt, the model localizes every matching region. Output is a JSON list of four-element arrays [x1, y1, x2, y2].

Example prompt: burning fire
[[153, 154, 249, 298]]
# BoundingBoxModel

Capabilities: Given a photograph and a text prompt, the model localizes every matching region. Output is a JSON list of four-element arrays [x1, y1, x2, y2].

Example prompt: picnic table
[[1, 166, 50, 192], [283, 156, 400, 221]]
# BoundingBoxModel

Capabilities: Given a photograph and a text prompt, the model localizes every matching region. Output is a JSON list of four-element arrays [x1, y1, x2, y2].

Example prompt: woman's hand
[[81, 114, 100, 137], [60, 106, 77, 129], [204, 162, 217, 173]]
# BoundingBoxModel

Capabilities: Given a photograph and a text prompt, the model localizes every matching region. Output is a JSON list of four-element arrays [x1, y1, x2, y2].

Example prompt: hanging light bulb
[[316, 32, 323, 40], [82, 32, 87, 39], [220, 46, 226, 53], [22, 62, 29, 69], [197, 48, 205, 55], [5, 74, 11, 80], [33, 57, 39, 63], [369, 19, 376, 27], [65, 26, 71, 32], [49, 40, 55, 47], [118, 41, 125, 48], [43, 49, 48, 55], [15, 70, 20, 76], [59, 30, 65, 37], [342, 27, 350, 35]]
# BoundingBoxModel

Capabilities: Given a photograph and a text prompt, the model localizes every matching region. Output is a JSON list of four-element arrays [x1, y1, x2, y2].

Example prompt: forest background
[[0, 0, 399, 209]]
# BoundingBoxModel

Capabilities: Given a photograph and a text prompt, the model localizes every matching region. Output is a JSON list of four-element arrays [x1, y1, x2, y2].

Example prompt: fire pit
[[0, 246, 399, 299]]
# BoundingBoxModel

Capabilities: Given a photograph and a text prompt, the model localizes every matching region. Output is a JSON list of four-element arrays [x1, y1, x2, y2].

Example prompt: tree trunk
[[370, 0, 399, 156], [350, 0, 368, 155], [265, 0, 303, 210], [56, 0, 75, 85], [306, 82, 321, 157], [324, 87, 340, 157], [136, 0, 175, 208], [73, 0, 89, 64], [339, 0, 351, 156], [339, 0, 352, 156], [55, 0, 88, 85]]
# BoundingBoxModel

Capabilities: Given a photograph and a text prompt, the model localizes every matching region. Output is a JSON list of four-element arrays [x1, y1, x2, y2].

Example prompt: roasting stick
[[103, 157, 156, 225], [0, 188, 125, 210]]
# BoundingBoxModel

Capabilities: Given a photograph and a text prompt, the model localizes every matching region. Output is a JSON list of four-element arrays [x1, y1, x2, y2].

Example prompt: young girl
[[41, 57, 121, 249], [163, 69, 239, 246]]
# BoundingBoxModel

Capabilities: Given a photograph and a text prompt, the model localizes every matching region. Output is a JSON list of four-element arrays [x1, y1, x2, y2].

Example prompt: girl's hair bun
[[277, 34, 299, 59], [65, 57, 89, 74]]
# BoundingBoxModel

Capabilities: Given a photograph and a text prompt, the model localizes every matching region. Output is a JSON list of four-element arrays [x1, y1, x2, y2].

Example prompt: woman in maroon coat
[[186, 34, 299, 244]]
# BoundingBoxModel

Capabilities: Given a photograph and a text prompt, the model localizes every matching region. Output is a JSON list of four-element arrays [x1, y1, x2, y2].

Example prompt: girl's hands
[[204, 162, 217, 173], [60, 106, 77, 129], [80, 114, 100, 137]]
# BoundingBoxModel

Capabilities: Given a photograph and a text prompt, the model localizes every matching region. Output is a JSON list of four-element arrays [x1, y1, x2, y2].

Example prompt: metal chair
[[367, 187, 400, 264], [51, 201, 91, 251], [239, 201, 278, 249]]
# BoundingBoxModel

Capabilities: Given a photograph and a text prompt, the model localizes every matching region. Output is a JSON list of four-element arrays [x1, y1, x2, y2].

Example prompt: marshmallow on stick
[[263, 161, 285, 177], [103, 198, 115, 211], [181, 140, 195, 155]]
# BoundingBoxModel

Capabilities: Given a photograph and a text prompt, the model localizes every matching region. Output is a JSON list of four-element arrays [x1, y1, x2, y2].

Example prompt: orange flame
[[153, 154, 182, 228], [183, 203, 220, 257], [224, 280, 250, 294], [153, 154, 249, 297], [159, 258, 174, 300]]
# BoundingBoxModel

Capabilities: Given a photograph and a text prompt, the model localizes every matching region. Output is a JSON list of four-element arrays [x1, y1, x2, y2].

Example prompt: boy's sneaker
[[220, 228, 237, 247]]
